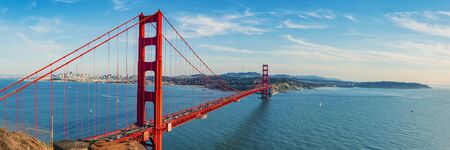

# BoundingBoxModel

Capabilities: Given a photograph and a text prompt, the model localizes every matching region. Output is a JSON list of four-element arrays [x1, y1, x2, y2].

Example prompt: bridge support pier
[[137, 10, 163, 150]]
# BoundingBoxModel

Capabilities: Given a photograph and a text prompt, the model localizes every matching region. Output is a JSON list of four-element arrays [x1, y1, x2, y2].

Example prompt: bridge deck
[[83, 86, 269, 143]]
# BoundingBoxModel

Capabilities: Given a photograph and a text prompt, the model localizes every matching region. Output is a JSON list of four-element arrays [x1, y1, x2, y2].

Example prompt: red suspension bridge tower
[[137, 10, 164, 149], [261, 64, 271, 99]]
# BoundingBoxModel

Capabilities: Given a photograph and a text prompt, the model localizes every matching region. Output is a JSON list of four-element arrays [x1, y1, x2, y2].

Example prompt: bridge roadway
[[83, 86, 270, 143]]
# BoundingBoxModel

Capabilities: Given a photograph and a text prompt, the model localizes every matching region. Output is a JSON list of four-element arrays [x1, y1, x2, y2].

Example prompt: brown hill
[[0, 128, 51, 150]]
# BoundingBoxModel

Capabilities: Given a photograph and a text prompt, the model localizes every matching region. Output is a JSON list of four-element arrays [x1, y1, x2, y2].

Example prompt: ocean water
[[162, 87, 450, 150], [1, 79, 450, 149]]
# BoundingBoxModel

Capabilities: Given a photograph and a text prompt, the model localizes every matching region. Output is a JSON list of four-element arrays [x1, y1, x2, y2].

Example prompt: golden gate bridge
[[0, 10, 271, 150]]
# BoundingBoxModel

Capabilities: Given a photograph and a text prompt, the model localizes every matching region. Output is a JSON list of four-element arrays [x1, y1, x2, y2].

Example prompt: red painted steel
[[137, 10, 164, 150], [153, 10, 164, 150]]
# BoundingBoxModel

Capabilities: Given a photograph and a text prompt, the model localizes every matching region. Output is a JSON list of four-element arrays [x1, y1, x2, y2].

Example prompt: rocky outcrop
[[271, 81, 314, 94], [90, 140, 147, 150], [0, 128, 51, 150]]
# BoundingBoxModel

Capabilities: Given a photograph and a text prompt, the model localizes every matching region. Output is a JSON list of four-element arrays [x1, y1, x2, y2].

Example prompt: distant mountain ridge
[[221, 72, 260, 78], [219, 72, 431, 89], [222, 72, 340, 81], [353, 81, 430, 89]]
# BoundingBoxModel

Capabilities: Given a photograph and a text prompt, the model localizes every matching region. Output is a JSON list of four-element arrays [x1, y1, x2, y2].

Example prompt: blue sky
[[0, 0, 450, 85]]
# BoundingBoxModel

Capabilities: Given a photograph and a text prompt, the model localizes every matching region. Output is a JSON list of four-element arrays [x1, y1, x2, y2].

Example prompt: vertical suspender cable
[[50, 66, 54, 138], [93, 45, 97, 135], [76, 62, 79, 138], [64, 66, 68, 139], [34, 74, 38, 136], [107, 33, 111, 132], [169, 27, 173, 112], [86, 44, 91, 136], [132, 22, 137, 122], [15, 93, 18, 130], [19, 82, 24, 131], [3, 96, 6, 129], [125, 23, 129, 126], [80, 56, 83, 137], [116, 34, 119, 130]]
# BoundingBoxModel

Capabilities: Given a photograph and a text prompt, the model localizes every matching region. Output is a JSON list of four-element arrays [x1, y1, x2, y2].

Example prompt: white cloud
[[244, 9, 255, 17], [423, 11, 439, 19], [15, 32, 63, 54], [281, 20, 329, 29], [51, 0, 134, 11], [0, 6, 8, 15], [23, 17, 62, 33], [0, 16, 93, 75], [264, 9, 337, 20], [0, 32, 63, 75], [282, 34, 334, 50], [53, 0, 82, 3], [111, 0, 136, 11], [304, 9, 336, 19], [265, 9, 360, 30], [388, 11, 450, 38], [394, 40, 450, 57], [112, 0, 127, 11], [281, 34, 450, 66], [436, 11, 450, 16], [200, 44, 257, 54], [224, 9, 255, 20], [176, 11, 267, 37], [174, 9, 359, 36], [195, 34, 450, 84], [240, 19, 262, 25], [281, 34, 369, 62], [27, 0, 37, 10], [344, 15, 357, 22]]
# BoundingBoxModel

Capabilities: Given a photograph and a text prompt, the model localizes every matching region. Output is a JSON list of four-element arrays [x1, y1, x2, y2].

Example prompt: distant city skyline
[[1, 0, 450, 85]]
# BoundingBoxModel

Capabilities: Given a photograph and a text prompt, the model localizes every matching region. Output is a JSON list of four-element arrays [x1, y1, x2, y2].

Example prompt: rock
[[54, 140, 90, 150], [90, 140, 147, 150], [271, 81, 309, 94], [0, 128, 51, 150]]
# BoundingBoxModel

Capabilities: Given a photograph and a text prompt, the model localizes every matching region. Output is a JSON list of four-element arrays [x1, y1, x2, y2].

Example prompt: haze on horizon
[[0, 0, 449, 85]]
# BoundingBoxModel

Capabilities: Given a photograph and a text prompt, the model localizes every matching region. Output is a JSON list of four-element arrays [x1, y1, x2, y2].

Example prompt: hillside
[[353, 81, 430, 89], [270, 81, 315, 94], [0, 128, 51, 150], [216, 72, 431, 91]]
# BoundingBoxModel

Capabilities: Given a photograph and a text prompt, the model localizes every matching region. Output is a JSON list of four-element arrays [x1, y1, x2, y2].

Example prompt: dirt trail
[[0, 128, 51, 150]]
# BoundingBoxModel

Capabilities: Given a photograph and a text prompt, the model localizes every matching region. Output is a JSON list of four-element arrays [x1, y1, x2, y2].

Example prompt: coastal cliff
[[270, 81, 315, 94], [0, 128, 51, 150]]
